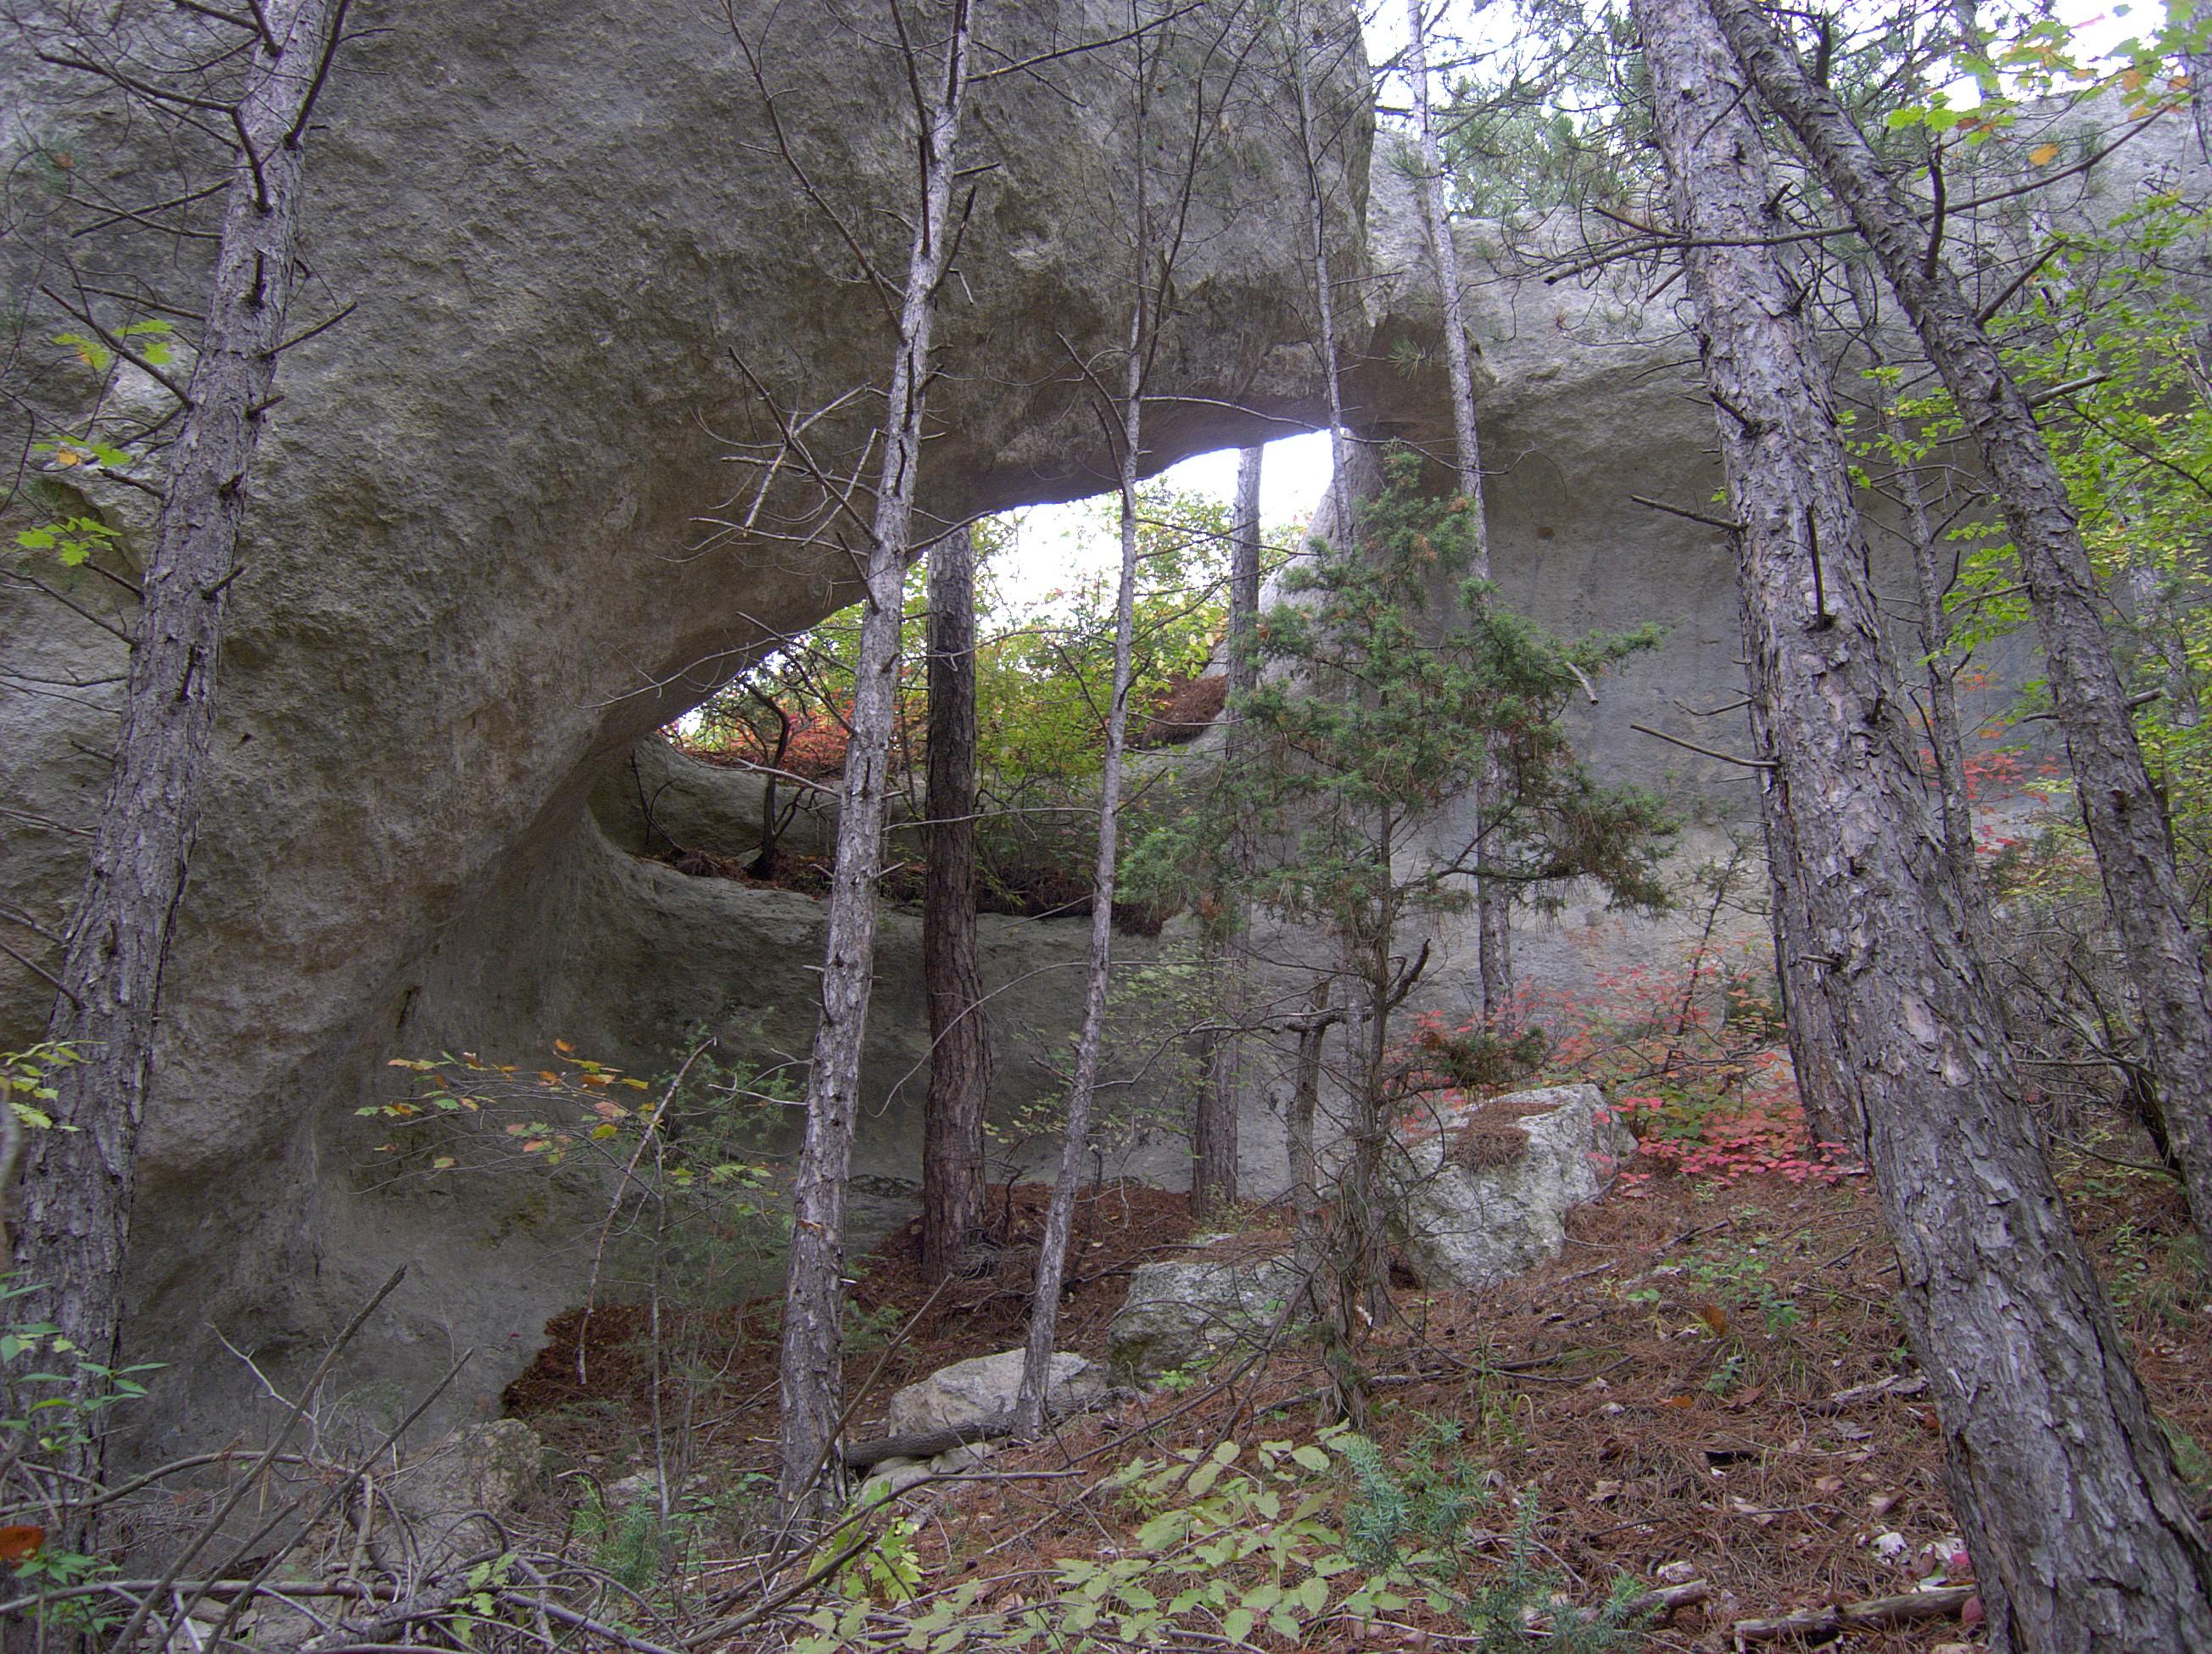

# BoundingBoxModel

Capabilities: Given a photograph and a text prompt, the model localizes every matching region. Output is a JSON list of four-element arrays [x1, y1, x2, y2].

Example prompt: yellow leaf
[[2028, 142, 2058, 165], [51, 449, 82, 467], [432, 1155, 455, 1169], [2120, 66, 2144, 92], [553, 1039, 575, 1053], [591, 1123, 619, 1139]]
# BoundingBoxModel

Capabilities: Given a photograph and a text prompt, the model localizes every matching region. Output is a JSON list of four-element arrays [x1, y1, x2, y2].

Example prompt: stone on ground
[[1107, 1251, 1303, 1384], [882, 1347, 1106, 1438], [1391, 1083, 1632, 1289]]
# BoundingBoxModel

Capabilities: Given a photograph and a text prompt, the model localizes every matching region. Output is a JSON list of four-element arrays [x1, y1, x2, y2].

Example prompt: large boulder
[[1108, 1249, 1303, 1383], [1390, 1084, 1633, 1290], [882, 1348, 1106, 1438]]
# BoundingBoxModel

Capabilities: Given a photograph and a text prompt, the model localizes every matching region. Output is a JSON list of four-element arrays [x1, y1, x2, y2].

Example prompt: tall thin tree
[[921, 525, 991, 1282], [19, 0, 349, 1500], [1637, 0, 2212, 1642], [1710, 0, 2212, 1279], [1014, 0, 1260, 1433], [1013, 0, 1160, 1441], [1191, 444, 1263, 1222], [1400, 0, 1512, 1025], [776, 0, 978, 1515]]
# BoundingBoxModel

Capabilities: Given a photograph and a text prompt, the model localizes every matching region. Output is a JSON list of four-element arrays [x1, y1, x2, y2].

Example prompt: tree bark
[[1287, 982, 1332, 1314], [917, 528, 990, 1277], [21, 0, 345, 1500], [777, 0, 975, 1517], [1844, 262, 1983, 912], [920, 526, 991, 1283], [1638, 1, 2212, 1645], [1401, 0, 1512, 1027], [1710, 0, 2212, 1301], [1191, 446, 1263, 1221]]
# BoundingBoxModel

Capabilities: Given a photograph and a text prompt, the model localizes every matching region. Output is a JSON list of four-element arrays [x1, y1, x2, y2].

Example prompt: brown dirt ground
[[504, 1127, 2212, 1652]]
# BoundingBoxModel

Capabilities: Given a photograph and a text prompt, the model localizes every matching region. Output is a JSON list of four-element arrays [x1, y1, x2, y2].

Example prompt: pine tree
[[1132, 448, 1671, 1326]]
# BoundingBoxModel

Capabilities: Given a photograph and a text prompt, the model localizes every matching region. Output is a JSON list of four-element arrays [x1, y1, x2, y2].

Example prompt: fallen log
[[1734, 1584, 1976, 1646], [841, 1420, 1009, 1469], [1621, 1580, 1712, 1618]]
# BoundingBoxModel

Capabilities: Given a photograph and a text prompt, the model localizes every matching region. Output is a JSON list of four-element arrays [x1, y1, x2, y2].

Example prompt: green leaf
[[1290, 1444, 1332, 1472], [1270, 1612, 1302, 1639], [1221, 1607, 1254, 1643]]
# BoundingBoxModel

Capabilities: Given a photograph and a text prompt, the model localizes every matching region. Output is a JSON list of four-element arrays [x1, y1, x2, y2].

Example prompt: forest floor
[[501, 1118, 2212, 1652]]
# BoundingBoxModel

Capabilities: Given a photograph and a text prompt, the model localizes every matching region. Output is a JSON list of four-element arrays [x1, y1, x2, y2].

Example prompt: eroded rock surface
[[0, 0, 1370, 1454], [1391, 1085, 1633, 1290], [1107, 1249, 1302, 1383]]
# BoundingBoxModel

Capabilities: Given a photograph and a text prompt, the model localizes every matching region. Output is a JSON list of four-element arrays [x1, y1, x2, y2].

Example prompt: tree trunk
[[1192, 446, 1263, 1221], [1638, 1, 2212, 1646], [1401, 0, 1512, 1028], [777, 0, 975, 1517], [1710, 0, 2212, 1299], [1287, 982, 1332, 1315], [20, 0, 345, 1502], [1843, 262, 1983, 912], [920, 526, 991, 1283], [1013, 305, 1143, 1441]]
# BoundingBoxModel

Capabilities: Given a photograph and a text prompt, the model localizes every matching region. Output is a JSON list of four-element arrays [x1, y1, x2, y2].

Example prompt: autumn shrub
[[1422, 934, 1863, 1191]]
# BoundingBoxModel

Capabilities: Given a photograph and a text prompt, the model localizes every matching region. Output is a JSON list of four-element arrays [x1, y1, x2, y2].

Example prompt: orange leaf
[[0, 1526, 46, 1562], [1697, 1304, 1732, 1337], [2028, 142, 2058, 165], [553, 1039, 575, 1053], [1659, 1394, 1697, 1410]]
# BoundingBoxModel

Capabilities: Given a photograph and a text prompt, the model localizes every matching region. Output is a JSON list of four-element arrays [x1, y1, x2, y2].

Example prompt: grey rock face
[[881, 1348, 1105, 1437], [1107, 1251, 1302, 1383], [0, 0, 1371, 1454], [1390, 1085, 1632, 1290]]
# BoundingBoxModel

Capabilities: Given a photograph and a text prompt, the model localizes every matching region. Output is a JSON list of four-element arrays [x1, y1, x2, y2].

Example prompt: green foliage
[[677, 490, 1267, 919], [834, 1512, 923, 1604], [792, 1428, 1646, 1652], [1132, 448, 1670, 953], [12, 515, 117, 568], [0, 1277, 161, 1460], [575, 1488, 690, 1596], [50, 318, 174, 374], [1, 1042, 78, 1132], [0, 1245, 163, 1635]]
